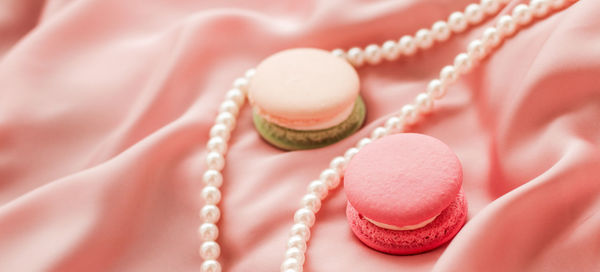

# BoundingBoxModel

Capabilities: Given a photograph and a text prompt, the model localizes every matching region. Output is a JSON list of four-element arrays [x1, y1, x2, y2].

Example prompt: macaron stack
[[248, 48, 366, 150], [344, 133, 467, 255]]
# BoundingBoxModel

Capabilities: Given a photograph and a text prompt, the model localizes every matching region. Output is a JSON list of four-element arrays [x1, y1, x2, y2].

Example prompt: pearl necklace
[[198, 0, 575, 271]]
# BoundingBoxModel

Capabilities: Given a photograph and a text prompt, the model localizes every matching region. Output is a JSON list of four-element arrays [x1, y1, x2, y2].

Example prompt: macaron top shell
[[248, 48, 359, 129], [344, 133, 462, 227]]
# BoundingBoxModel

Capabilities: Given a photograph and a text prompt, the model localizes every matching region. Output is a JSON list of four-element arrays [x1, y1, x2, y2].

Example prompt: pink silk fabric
[[1, 0, 599, 271]]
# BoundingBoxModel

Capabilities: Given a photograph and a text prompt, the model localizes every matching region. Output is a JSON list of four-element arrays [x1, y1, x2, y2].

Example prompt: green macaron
[[247, 48, 366, 150]]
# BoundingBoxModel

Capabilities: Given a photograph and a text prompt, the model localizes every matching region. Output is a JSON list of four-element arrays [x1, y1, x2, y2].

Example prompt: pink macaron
[[344, 133, 467, 255]]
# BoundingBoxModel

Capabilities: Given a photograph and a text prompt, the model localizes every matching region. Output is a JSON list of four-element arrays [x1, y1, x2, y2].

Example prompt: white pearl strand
[[198, 1, 576, 271], [336, 0, 512, 66]]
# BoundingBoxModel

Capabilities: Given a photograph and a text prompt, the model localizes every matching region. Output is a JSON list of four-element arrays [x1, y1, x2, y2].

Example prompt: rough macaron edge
[[252, 96, 366, 150], [346, 190, 468, 255]]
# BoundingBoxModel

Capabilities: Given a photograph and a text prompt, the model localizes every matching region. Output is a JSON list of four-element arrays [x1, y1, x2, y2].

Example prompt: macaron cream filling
[[364, 214, 439, 231], [251, 100, 356, 130]]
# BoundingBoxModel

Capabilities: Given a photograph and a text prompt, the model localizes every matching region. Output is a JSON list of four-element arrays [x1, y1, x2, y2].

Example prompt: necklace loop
[[198, 1, 576, 271]]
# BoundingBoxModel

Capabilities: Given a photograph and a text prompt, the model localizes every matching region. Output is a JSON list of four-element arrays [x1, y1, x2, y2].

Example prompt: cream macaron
[[248, 48, 366, 150]]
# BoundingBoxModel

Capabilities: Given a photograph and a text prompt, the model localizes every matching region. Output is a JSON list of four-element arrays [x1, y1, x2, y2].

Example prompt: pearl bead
[[225, 88, 245, 106], [427, 79, 446, 99], [301, 193, 321, 213], [381, 40, 401, 61], [244, 68, 256, 79], [285, 247, 305, 266], [431, 21, 451, 42], [215, 112, 236, 130], [415, 93, 434, 114], [467, 39, 486, 61], [198, 223, 219, 241], [482, 27, 501, 50], [531, 0, 551, 17], [512, 4, 533, 25], [290, 223, 311, 241], [201, 260, 222, 272], [200, 205, 221, 223], [219, 100, 239, 116], [370, 127, 388, 140], [551, 0, 566, 9], [347, 47, 365, 66], [233, 77, 249, 91], [356, 138, 372, 149], [319, 169, 340, 189], [344, 147, 359, 161], [283, 269, 298, 272], [331, 48, 345, 59], [207, 137, 227, 154], [415, 29, 434, 49], [364, 44, 382, 65], [203, 169, 223, 188], [384, 116, 403, 133], [454, 53, 472, 74], [307, 180, 328, 200], [287, 235, 307, 252], [201, 186, 221, 205], [329, 156, 347, 173], [200, 241, 221, 260], [465, 4, 484, 25], [401, 104, 418, 125], [294, 208, 316, 227], [399, 35, 417, 56], [496, 15, 517, 37], [448, 12, 468, 33], [281, 258, 301, 271], [440, 65, 458, 86], [480, 0, 500, 15], [206, 152, 225, 171], [210, 124, 230, 142]]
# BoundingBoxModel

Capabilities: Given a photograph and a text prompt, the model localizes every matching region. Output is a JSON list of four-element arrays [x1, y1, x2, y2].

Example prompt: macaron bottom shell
[[346, 190, 467, 255], [252, 96, 366, 151]]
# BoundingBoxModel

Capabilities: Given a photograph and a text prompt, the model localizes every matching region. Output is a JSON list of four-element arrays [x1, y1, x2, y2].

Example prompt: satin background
[[1, 0, 599, 271]]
